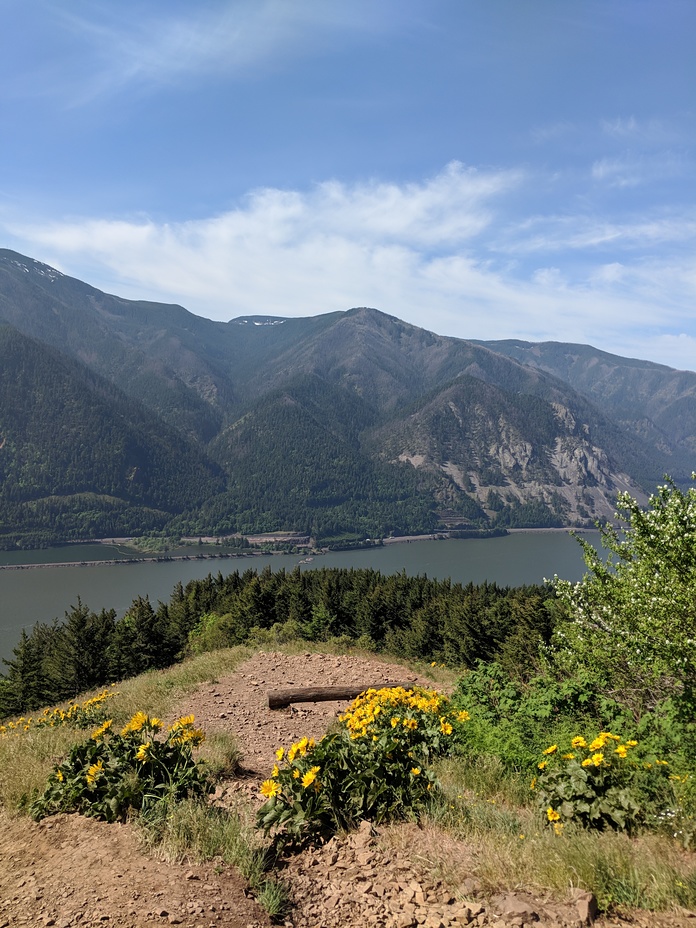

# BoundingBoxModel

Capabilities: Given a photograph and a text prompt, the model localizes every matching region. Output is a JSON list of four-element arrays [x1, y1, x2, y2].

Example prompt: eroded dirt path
[[171, 650, 429, 780], [0, 810, 269, 928]]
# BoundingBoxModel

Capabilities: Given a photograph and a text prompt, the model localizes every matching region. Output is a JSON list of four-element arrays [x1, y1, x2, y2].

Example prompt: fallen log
[[268, 681, 419, 710]]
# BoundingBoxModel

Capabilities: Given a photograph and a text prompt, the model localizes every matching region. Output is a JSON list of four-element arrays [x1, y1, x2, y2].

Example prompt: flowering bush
[[533, 731, 674, 833], [257, 686, 468, 849], [0, 689, 115, 738], [551, 476, 696, 716], [31, 711, 208, 822]]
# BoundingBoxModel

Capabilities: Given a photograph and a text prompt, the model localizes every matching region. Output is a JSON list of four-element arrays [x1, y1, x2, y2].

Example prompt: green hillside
[[0, 325, 225, 546]]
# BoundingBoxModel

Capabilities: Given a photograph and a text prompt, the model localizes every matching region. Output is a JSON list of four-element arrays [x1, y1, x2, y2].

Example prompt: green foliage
[[534, 733, 674, 833], [31, 711, 208, 823], [256, 686, 467, 850], [551, 475, 696, 715]]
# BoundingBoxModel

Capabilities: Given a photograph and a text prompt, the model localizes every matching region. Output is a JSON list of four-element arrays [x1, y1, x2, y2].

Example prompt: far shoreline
[[0, 525, 596, 570]]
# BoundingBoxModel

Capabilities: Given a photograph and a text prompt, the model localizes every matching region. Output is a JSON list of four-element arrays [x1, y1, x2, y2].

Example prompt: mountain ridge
[[0, 248, 692, 546]]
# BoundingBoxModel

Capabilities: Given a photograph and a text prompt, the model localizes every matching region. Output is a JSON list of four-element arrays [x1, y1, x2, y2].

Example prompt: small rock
[[495, 895, 538, 924], [571, 890, 598, 925]]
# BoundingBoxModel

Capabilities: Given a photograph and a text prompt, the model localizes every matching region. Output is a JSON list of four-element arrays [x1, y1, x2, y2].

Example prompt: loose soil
[[1, 650, 694, 928]]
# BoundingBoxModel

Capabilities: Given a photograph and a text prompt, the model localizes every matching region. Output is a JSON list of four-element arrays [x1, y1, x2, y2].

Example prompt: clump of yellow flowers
[[0, 689, 116, 739], [339, 685, 467, 745], [532, 731, 677, 834], [31, 710, 208, 823], [257, 686, 469, 851]]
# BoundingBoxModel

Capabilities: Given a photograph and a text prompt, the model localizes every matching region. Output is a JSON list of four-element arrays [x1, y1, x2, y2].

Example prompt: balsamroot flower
[[260, 779, 281, 798]]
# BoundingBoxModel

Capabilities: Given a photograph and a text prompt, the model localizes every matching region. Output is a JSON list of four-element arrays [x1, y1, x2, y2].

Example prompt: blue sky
[[1, 0, 694, 370]]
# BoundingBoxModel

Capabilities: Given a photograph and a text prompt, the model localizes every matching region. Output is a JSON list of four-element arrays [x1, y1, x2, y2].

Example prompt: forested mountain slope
[[0, 324, 225, 547], [0, 249, 689, 545]]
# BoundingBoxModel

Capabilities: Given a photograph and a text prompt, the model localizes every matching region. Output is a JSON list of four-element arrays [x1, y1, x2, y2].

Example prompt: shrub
[[31, 711, 209, 822], [551, 476, 696, 716], [533, 731, 675, 833], [256, 686, 468, 850]]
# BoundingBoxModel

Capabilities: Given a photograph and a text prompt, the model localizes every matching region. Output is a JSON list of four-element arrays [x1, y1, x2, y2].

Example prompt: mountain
[[472, 339, 696, 473], [0, 323, 225, 547], [0, 248, 691, 546]]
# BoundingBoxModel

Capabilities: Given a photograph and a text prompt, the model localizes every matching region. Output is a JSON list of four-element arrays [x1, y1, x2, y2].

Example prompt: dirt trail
[[170, 650, 430, 779]]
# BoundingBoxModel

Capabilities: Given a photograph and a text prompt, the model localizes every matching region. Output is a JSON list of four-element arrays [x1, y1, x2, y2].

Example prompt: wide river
[[0, 532, 599, 662]]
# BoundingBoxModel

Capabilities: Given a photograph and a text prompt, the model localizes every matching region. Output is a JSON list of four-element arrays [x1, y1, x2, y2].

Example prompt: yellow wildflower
[[562, 753, 575, 760], [121, 711, 149, 735], [547, 807, 561, 822], [56, 769, 64, 782], [457, 710, 470, 723], [260, 779, 281, 798], [537, 760, 547, 770], [410, 767, 421, 776], [271, 764, 280, 778], [86, 760, 104, 786], [302, 766, 321, 788], [614, 745, 628, 758], [275, 747, 285, 761], [571, 736, 587, 749], [91, 719, 113, 740], [293, 769, 300, 778], [135, 742, 151, 762], [591, 752, 604, 766], [543, 744, 558, 755], [440, 718, 453, 735], [626, 740, 638, 747]]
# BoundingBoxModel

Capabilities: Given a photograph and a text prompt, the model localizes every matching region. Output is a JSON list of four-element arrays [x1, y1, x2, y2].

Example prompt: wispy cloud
[[530, 121, 577, 145], [5, 162, 696, 370], [600, 116, 678, 146], [497, 213, 696, 254], [591, 151, 686, 188], [20, 0, 384, 105]]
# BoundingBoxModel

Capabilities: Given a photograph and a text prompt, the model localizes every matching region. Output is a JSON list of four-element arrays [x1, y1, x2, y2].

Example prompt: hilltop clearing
[[1, 648, 695, 928]]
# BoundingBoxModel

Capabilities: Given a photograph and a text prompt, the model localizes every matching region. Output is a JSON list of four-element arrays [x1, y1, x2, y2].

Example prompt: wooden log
[[268, 681, 419, 710]]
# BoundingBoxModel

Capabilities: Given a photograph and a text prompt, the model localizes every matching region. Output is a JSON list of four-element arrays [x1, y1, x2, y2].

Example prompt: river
[[0, 532, 599, 663]]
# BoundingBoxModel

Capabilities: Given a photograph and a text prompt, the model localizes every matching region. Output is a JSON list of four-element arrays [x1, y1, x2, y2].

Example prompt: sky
[[1, 0, 694, 370]]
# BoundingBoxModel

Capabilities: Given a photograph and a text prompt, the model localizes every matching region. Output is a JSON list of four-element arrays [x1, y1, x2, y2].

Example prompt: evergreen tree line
[[0, 566, 558, 719]]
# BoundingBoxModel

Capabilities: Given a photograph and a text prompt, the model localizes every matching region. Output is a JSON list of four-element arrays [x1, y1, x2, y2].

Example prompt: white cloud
[[5, 163, 696, 371], [591, 151, 686, 189]]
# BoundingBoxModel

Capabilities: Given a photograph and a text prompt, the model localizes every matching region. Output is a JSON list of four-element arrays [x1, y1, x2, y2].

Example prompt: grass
[[0, 645, 251, 810], [137, 796, 289, 919], [399, 753, 696, 914]]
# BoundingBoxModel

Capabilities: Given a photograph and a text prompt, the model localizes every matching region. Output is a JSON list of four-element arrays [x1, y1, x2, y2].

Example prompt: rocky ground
[[1, 650, 695, 928]]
